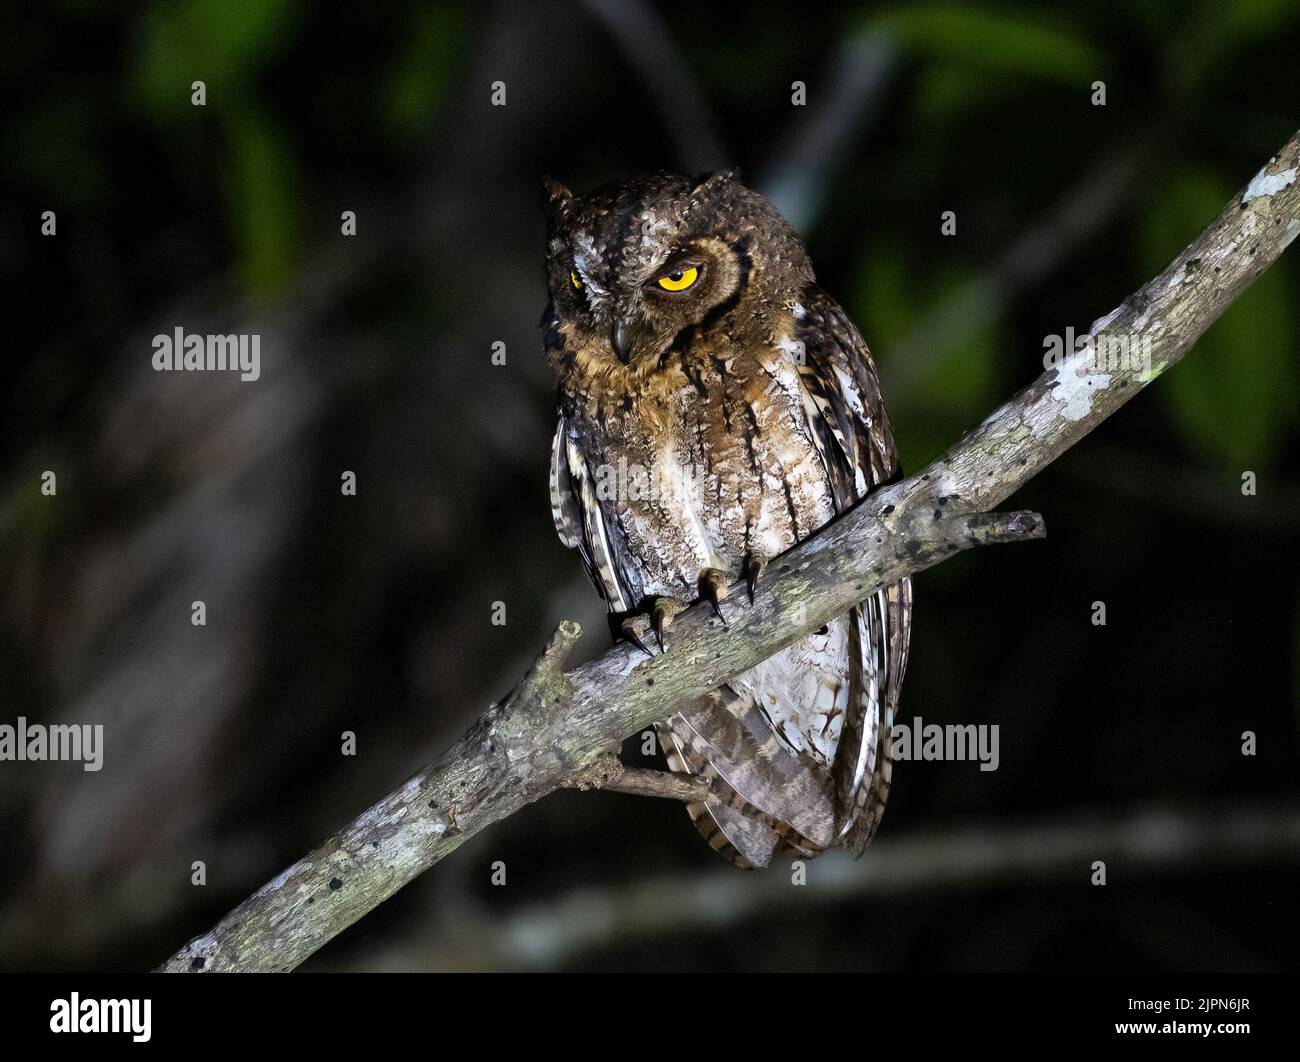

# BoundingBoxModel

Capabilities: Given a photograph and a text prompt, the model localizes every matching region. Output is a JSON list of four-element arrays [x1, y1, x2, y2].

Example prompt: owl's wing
[[792, 286, 914, 854], [658, 688, 835, 868], [793, 287, 900, 500], [549, 415, 584, 550], [550, 413, 633, 613]]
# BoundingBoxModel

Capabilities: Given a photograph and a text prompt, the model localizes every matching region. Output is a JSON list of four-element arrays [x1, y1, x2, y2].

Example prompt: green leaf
[[863, 4, 1105, 84], [912, 65, 1016, 130], [223, 104, 300, 298], [853, 244, 915, 350], [853, 246, 1006, 467], [382, 6, 468, 141], [133, 0, 302, 117]]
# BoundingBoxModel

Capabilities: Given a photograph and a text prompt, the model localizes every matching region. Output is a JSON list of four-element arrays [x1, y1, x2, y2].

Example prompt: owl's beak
[[608, 314, 650, 363], [610, 319, 635, 364]]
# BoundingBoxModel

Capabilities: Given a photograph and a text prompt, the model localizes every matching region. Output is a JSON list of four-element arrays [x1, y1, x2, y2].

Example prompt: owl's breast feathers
[[548, 285, 912, 865]]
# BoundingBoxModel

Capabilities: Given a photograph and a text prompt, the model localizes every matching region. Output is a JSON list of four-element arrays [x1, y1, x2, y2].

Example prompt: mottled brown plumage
[[543, 171, 911, 867]]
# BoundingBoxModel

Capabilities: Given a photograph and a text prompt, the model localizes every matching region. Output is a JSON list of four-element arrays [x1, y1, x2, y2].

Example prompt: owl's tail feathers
[[679, 789, 774, 870], [657, 688, 835, 869], [834, 578, 913, 856]]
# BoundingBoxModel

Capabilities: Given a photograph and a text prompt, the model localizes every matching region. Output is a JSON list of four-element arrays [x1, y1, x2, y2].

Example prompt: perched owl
[[542, 171, 911, 868]]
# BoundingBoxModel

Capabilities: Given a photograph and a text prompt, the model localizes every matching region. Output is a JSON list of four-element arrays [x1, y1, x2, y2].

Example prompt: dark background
[[2, 0, 1297, 972]]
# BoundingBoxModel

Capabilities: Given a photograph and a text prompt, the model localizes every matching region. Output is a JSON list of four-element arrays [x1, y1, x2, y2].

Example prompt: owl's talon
[[699, 568, 730, 627], [624, 622, 654, 658], [649, 596, 687, 652], [652, 604, 669, 652], [611, 598, 688, 655], [610, 610, 654, 658], [742, 553, 767, 606]]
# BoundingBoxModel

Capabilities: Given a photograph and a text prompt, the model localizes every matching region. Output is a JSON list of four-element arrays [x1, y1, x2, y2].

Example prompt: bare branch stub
[[160, 128, 1300, 973], [569, 753, 715, 803]]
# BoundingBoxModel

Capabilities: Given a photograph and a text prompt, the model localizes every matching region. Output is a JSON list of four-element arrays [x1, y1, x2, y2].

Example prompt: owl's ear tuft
[[688, 169, 741, 199], [541, 175, 575, 230]]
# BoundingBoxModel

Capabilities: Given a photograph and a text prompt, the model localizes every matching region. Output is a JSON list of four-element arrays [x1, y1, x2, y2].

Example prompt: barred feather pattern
[[791, 289, 913, 855], [546, 202, 911, 866]]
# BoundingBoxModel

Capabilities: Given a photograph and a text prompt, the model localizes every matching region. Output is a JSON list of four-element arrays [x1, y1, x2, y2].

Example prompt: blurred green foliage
[[854, 249, 1006, 466], [221, 102, 300, 296], [133, 0, 306, 297], [865, 5, 1105, 84], [5, 0, 1295, 467], [827, 2, 1297, 476], [122, 0, 468, 298], [380, 5, 467, 142], [133, 0, 304, 116], [1139, 173, 1297, 472]]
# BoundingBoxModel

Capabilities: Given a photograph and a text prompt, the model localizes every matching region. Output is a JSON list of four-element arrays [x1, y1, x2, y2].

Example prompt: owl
[[542, 171, 911, 868]]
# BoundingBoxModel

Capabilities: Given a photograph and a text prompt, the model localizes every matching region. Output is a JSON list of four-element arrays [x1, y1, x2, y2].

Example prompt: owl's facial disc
[[601, 239, 741, 366], [543, 173, 758, 369], [607, 257, 705, 363]]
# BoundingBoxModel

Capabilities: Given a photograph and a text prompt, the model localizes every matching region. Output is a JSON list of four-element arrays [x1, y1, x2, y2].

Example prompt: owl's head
[[542, 171, 812, 366]]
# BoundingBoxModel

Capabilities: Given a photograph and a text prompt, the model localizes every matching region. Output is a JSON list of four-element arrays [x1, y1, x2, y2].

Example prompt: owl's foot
[[742, 552, 767, 605], [611, 596, 689, 656], [612, 571, 738, 656], [698, 568, 730, 627]]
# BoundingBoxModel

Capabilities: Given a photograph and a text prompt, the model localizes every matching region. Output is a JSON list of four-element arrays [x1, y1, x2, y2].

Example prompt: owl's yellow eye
[[657, 265, 699, 292], [570, 269, 583, 290]]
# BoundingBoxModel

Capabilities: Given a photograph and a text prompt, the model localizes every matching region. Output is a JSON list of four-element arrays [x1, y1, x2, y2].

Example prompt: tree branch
[[569, 753, 714, 803], [383, 802, 1300, 971], [159, 128, 1300, 973]]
